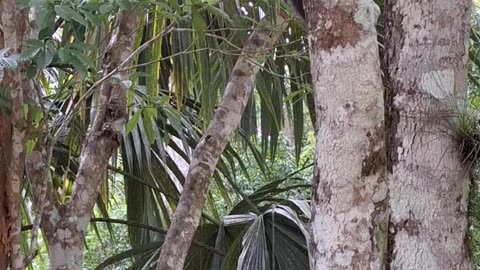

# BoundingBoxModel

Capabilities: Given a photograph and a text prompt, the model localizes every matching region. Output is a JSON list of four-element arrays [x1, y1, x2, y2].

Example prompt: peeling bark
[[156, 14, 289, 270], [384, 0, 471, 269], [304, 0, 387, 269]]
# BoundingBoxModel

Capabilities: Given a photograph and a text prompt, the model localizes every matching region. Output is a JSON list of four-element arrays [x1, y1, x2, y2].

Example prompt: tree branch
[[25, 139, 58, 239], [53, 23, 174, 142], [156, 13, 289, 270], [64, 8, 141, 224], [0, 1, 31, 269], [38, 8, 143, 270]]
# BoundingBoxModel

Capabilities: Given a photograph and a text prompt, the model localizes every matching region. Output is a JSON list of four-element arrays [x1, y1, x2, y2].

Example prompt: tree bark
[[384, 1, 471, 269], [0, 2, 30, 269], [0, 115, 11, 270], [156, 14, 288, 270], [24, 9, 141, 270], [304, 0, 387, 269]]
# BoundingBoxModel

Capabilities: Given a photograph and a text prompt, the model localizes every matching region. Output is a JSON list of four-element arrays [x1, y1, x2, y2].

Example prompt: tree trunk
[[46, 219, 85, 270], [22, 9, 140, 269], [0, 115, 11, 270], [0, 2, 30, 269], [51, 9, 139, 269], [156, 14, 288, 270], [384, 1, 472, 269], [304, 0, 387, 269]]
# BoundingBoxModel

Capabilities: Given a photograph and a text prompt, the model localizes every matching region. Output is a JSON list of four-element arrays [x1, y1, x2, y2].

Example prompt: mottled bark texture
[[156, 14, 289, 270], [304, 0, 387, 269], [384, 1, 472, 269], [0, 115, 11, 270], [0, 1, 30, 269], [25, 9, 141, 270]]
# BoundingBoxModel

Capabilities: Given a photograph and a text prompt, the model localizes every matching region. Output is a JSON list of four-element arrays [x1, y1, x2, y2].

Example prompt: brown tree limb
[[25, 138, 58, 250], [0, 109, 12, 270], [42, 8, 141, 270], [0, 2, 31, 269], [156, 13, 289, 270]]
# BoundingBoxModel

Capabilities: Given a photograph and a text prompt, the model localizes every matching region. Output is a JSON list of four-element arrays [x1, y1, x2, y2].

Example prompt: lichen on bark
[[305, 0, 388, 269], [384, 0, 472, 269]]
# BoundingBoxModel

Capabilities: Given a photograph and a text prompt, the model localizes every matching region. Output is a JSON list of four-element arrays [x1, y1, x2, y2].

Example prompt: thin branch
[[53, 23, 175, 141]]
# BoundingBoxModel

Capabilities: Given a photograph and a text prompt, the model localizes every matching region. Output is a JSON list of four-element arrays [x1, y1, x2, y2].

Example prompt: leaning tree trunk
[[304, 0, 388, 269], [23, 9, 140, 269], [384, 0, 471, 269], [156, 14, 288, 270]]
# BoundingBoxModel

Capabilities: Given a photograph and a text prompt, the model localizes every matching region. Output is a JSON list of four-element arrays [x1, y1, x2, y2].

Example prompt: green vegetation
[[5, 0, 480, 269]]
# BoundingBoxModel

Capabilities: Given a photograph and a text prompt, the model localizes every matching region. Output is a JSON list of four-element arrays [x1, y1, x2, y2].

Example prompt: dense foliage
[[5, 0, 480, 269]]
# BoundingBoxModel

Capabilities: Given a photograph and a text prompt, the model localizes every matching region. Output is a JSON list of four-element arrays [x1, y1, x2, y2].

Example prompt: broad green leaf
[[115, 0, 132, 10], [19, 47, 42, 62], [80, 9, 101, 25], [126, 109, 142, 134], [99, 3, 114, 14], [206, 5, 234, 24], [36, 49, 53, 69], [143, 106, 158, 119], [68, 53, 87, 74], [57, 48, 68, 63], [142, 112, 156, 145], [36, 6, 56, 32], [70, 50, 96, 69], [54, 5, 89, 26], [163, 107, 183, 134], [24, 39, 44, 48]]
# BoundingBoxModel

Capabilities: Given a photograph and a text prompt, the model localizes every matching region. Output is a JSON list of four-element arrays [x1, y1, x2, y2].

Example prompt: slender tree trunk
[[156, 14, 288, 270], [0, 4, 146, 270], [0, 115, 11, 270], [304, 0, 387, 269], [51, 9, 139, 269], [384, 1, 472, 269], [23, 9, 141, 269], [0, 2, 30, 269]]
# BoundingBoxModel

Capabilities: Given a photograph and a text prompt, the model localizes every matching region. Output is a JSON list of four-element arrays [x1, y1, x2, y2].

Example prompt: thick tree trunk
[[304, 0, 387, 269], [384, 1, 472, 269], [156, 15, 288, 270]]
